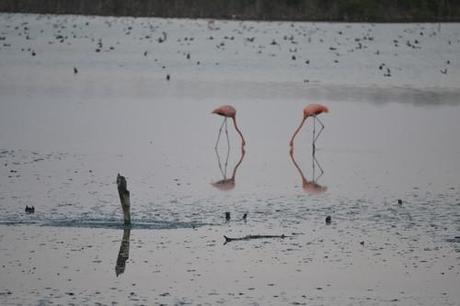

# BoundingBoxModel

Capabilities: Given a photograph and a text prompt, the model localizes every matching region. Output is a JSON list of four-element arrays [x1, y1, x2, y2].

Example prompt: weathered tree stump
[[117, 173, 131, 226]]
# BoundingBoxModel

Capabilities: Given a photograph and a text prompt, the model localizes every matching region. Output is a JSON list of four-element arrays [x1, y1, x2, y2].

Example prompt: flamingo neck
[[289, 147, 307, 184], [232, 117, 246, 147], [231, 144, 246, 180], [289, 117, 307, 147]]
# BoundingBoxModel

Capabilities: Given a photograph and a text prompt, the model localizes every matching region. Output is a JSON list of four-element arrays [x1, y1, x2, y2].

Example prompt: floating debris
[[224, 234, 286, 244]]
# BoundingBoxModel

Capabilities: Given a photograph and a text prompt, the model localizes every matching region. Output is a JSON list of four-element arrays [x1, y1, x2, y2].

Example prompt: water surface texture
[[0, 14, 459, 305]]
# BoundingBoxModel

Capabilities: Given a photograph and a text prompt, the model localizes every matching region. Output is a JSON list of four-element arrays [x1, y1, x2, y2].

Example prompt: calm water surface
[[0, 13, 459, 305]]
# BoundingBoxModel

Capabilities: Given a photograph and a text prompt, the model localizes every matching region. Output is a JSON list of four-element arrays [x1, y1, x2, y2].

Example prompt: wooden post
[[117, 173, 131, 226]]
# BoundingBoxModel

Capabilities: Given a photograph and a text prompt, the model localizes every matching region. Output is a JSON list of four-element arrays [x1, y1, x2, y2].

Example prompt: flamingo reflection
[[212, 142, 245, 191], [289, 147, 327, 194]]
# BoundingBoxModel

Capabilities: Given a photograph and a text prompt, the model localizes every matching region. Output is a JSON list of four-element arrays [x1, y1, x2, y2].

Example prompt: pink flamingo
[[212, 105, 246, 148], [289, 104, 329, 151]]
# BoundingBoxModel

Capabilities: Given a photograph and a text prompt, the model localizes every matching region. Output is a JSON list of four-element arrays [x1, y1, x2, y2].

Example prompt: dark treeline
[[1, 0, 459, 22]]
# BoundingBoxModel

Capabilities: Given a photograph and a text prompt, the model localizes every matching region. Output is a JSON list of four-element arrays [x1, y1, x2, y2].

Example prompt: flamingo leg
[[312, 151, 324, 181], [312, 115, 316, 150], [215, 141, 226, 179], [313, 116, 325, 144], [312, 148, 316, 180], [215, 118, 226, 150], [224, 119, 230, 176], [225, 118, 230, 151]]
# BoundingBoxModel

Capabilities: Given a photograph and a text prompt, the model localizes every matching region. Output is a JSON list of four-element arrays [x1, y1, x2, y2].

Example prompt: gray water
[[0, 13, 459, 305]]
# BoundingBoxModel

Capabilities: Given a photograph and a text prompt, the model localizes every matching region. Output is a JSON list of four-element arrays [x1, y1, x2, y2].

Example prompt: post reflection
[[289, 146, 327, 195], [115, 228, 131, 277]]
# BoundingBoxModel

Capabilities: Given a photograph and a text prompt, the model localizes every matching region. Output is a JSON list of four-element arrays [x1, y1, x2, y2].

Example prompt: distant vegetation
[[1, 0, 459, 22]]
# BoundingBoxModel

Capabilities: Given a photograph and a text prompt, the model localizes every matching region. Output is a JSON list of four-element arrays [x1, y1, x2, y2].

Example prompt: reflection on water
[[212, 142, 246, 191], [289, 147, 327, 195], [115, 228, 131, 277]]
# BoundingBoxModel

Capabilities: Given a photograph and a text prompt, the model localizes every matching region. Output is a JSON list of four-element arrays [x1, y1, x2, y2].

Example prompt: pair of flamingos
[[212, 104, 329, 194]]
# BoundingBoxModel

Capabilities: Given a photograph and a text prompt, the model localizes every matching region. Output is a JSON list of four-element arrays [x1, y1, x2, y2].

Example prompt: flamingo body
[[212, 105, 236, 118], [303, 104, 329, 118]]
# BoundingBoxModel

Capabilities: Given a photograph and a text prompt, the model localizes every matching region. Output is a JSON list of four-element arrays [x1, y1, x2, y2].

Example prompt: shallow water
[[0, 13, 459, 305]]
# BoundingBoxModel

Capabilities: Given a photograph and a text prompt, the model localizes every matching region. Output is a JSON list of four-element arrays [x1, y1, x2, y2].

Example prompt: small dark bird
[[166, 74, 170, 81], [186, 53, 190, 59], [397, 199, 403, 205], [242, 213, 247, 222], [384, 68, 391, 77], [325, 216, 331, 225], [360, 241, 365, 246], [158, 32, 167, 43], [73, 67, 78, 74], [144, 50, 148, 56], [25, 205, 35, 214], [225, 212, 231, 222]]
